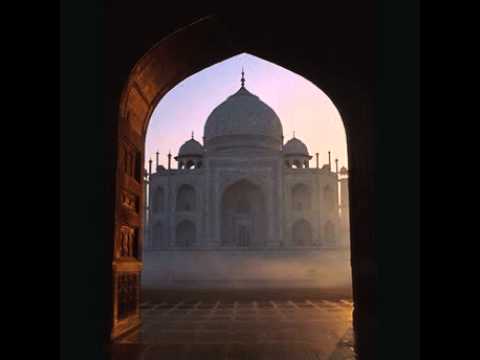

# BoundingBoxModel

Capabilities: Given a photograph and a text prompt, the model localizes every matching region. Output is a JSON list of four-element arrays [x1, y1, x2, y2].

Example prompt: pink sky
[[145, 53, 347, 171]]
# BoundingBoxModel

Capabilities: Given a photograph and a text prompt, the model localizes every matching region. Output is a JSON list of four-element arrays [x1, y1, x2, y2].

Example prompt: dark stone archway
[[105, 13, 376, 357], [62, 2, 420, 359], [95, 4, 383, 359]]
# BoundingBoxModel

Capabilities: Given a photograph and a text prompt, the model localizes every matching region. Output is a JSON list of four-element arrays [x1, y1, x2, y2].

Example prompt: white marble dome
[[178, 138, 204, 156], [283, 137, 310, 156], [204, 86, 283, 144]]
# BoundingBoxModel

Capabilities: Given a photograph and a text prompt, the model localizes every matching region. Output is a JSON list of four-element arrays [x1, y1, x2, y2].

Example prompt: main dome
[[203, 86, 283, 148]]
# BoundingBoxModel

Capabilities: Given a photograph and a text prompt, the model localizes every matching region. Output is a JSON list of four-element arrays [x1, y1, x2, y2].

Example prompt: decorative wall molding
[[121, 190, 139, 213]]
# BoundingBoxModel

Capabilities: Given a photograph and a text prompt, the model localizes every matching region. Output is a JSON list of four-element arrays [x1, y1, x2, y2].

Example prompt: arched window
[[292, 219, 313, 246], [293, 160, 303, 169], [175, 220, 196, 247], [176, 184, 196, 212], [292, 183, 311, 210], [152, 187, 164, 213], [152, 221, 163, 249]]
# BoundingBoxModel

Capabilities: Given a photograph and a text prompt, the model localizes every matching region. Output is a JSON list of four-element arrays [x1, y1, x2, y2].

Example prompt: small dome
[[283, 137, 309, 156], [178, 138, 204, 157], [339, 166, 348, 175]]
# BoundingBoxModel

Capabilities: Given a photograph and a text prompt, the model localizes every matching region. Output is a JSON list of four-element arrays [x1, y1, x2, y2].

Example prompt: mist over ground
[[142, 249, 351, 291]]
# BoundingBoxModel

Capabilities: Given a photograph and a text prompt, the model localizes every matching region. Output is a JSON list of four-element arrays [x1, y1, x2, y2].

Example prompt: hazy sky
[[145, 53, 347, 170]]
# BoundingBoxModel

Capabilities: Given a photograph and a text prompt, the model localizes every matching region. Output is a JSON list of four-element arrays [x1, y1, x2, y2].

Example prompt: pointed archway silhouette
[[103, 12, 375, 359]]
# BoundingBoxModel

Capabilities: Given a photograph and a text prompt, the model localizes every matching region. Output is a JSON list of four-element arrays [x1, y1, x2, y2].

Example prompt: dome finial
[[293, 130, 296, 138], [191, 131, 194, 139], [241, 67, 245, 88]]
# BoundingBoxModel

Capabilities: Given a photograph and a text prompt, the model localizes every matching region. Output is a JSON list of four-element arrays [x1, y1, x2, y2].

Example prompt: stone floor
[[111, 297, 355, 359]]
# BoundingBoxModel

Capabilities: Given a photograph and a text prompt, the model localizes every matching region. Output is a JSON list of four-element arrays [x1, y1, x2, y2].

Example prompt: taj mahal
[[142, 72, 350, 288]]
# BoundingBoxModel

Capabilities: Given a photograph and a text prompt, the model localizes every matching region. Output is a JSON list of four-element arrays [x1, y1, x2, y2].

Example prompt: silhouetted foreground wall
[[102, 4, 378, 359]]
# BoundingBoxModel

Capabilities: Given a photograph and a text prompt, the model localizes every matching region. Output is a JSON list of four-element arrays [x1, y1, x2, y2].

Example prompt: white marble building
[[143, 74, 350, 288]]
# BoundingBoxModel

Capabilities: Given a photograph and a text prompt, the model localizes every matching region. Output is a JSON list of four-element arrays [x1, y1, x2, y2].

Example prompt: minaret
[[155, 150, 159, 170], [316, 153, 319, 168], [328, 151, 331, 170], [148, 158, 152, 176], [167, 151, 172, 170], [335, 158, 339, 175]]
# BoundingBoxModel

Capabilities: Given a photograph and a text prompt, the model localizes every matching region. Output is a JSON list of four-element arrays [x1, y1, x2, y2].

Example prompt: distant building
[[142, 74, 351, 288], [143, 73, 350, 288]]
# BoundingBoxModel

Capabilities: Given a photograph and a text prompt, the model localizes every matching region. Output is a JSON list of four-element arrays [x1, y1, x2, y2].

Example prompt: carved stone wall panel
[[121, 189, 139, 213], [116, 272, 139, 321], [120, 140, 143, 186], [126, 86, 149, 136], [135, 58, 167, 103], [123, 176, 142, 195], [116, 225, 139, 259], [117, 210, 141, 229]]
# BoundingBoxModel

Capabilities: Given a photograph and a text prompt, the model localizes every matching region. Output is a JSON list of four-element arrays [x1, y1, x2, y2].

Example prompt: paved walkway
[[112, 297, 356, 359]]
